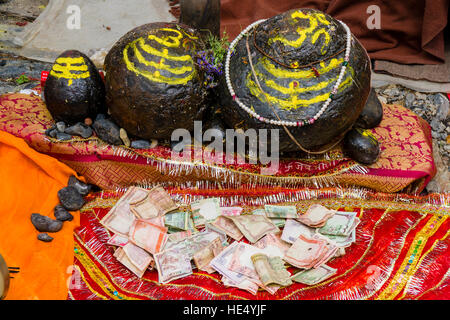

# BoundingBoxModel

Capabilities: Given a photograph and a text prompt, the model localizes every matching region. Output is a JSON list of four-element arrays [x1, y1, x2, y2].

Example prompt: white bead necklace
[[225, 18, 352, 127]]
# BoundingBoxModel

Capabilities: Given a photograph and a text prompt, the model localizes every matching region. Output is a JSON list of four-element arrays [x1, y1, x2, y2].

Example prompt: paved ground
[[0, 0, 448, 193]]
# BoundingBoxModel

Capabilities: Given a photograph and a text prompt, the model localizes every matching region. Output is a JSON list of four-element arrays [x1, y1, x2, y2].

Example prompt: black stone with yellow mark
[[343, 128, 380, 165], [44, 50, 106, 124], [219, 8, 372, 153], [105, 22, 208, 140]]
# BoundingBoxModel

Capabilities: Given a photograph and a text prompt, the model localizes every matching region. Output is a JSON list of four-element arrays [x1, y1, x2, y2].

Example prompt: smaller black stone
[[65, 122, 93, 138], [92, 118, 122, 145], [54, 204, 74, 221], [68, 175, 91, 196], [58, 186, 85, 211], [38, 233, 54, 242], [0, 60, 6, 67], [44, 124, 57, 137], [56, 132, 72, 141], [131, 140, 151, 149], [56, 121, 66, 133], [31, 213, 63, 233]]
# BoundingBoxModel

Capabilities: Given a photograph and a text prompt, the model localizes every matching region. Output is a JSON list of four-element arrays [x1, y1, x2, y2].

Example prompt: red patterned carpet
[[69, 187, 450, 300]]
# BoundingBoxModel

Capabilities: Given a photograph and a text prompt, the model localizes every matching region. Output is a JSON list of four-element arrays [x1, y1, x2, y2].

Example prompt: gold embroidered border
[[376, 215, 447, 300]]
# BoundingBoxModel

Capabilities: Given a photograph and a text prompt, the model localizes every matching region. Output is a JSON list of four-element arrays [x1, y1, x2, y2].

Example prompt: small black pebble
[[54, 204, 74, 221], [68, 175, 91, 196], [31, 213, 63, 232], [58, 186, 85, 211], [38, 233, 54, 242]]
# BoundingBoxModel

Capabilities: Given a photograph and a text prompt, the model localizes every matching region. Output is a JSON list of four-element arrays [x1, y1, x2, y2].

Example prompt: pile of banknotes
[[101, 187, 360, 294]]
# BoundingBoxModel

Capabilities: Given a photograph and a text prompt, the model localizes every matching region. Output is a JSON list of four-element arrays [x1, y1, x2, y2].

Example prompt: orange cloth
[[0, 130, 80, 300]]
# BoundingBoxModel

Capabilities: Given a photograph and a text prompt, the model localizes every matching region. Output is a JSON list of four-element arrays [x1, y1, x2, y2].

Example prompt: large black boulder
[[104, 22, 208, 140]]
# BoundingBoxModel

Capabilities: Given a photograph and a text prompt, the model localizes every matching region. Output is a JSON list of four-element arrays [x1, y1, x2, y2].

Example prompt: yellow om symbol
[[50, 56, 90, 86], [269, 10, 332, 55]]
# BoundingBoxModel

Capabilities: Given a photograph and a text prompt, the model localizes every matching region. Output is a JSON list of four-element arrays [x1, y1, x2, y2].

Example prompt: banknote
[[319, 228, 356, 248], [164, 230, 224, 259], [210, 216, 244, 241], [253, 233, 290, 258], [310, 234, 339, 268], [144, 216, 165, 228], [129, 219, 168, 254], [264, 205, 298, 219], [167, 230, 192, 244], [114, 247, 146, 278], [297, 204, 336, 227], [227, 215, 279, 243], [123, 242, 155, 271], [210, 241, 247, 283], [283, 234, 327, 269], [204, 222, 229, 245], [227, 242, 265, 281], [221, 276, 258, 295], [252, 209, 285, 228], [107, 233, 129, 247], [318, 212, 358, 236], [165, 211, 189, 231], [191, 198, 221, 227], [100, 186, 148, 236], [193, 237, 224, 273], [130, 186, 178, 219], [154, 248, 193, 284], [291, 264, 337, 285], [186, 214, 198, 234], [251, 253, 292, 287], [220, 207, 243, 216], [280, 219, 316, 244]]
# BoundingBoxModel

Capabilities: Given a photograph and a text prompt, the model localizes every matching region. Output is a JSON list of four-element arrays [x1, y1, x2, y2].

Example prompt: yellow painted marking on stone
[[260, 57, 343, 79], [245, 55, 353, 110], [131, 41, 193, 75], [49, 56, 90, 86], [123, 28, 196, 85], [246, 63, 354, 110], [269, 11, 331, 54]]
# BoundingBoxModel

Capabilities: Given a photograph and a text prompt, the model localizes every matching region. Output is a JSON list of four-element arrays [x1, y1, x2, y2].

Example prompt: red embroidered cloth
[[0, 89, 435, 193], [68, 187, 450, 300]]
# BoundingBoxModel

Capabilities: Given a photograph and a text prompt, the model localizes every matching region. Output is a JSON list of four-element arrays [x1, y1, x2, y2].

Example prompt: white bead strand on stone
[[225, 19, 352, 127]]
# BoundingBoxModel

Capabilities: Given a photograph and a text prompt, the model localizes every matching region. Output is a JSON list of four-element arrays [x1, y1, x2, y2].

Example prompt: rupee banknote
[[107, 233, 129, 247], [297, 204, 336, 227], [122, 242, 155, 271], [220, 207, 243, 216], [253, 233, 290, 258], [227, 215, 279, 243], [129, 219, 168, 254], [165, 211, 189, 231], [291, 264, 337, 285], [281, 219, 316, 244], [283, 234, 327, 269], [318, 212, 358, 236], [252, 209, 285, 228], [193, 237, 224, 273], [130, 186, 178, 219], [210, 216, 243, 241], [114, 247, 146, 278], [100, 186, 148, 236], [191, 198, 221, 227], [251, 253, 292, 287], [154, 248, 193, 284], [264, 205, 298, 219]]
